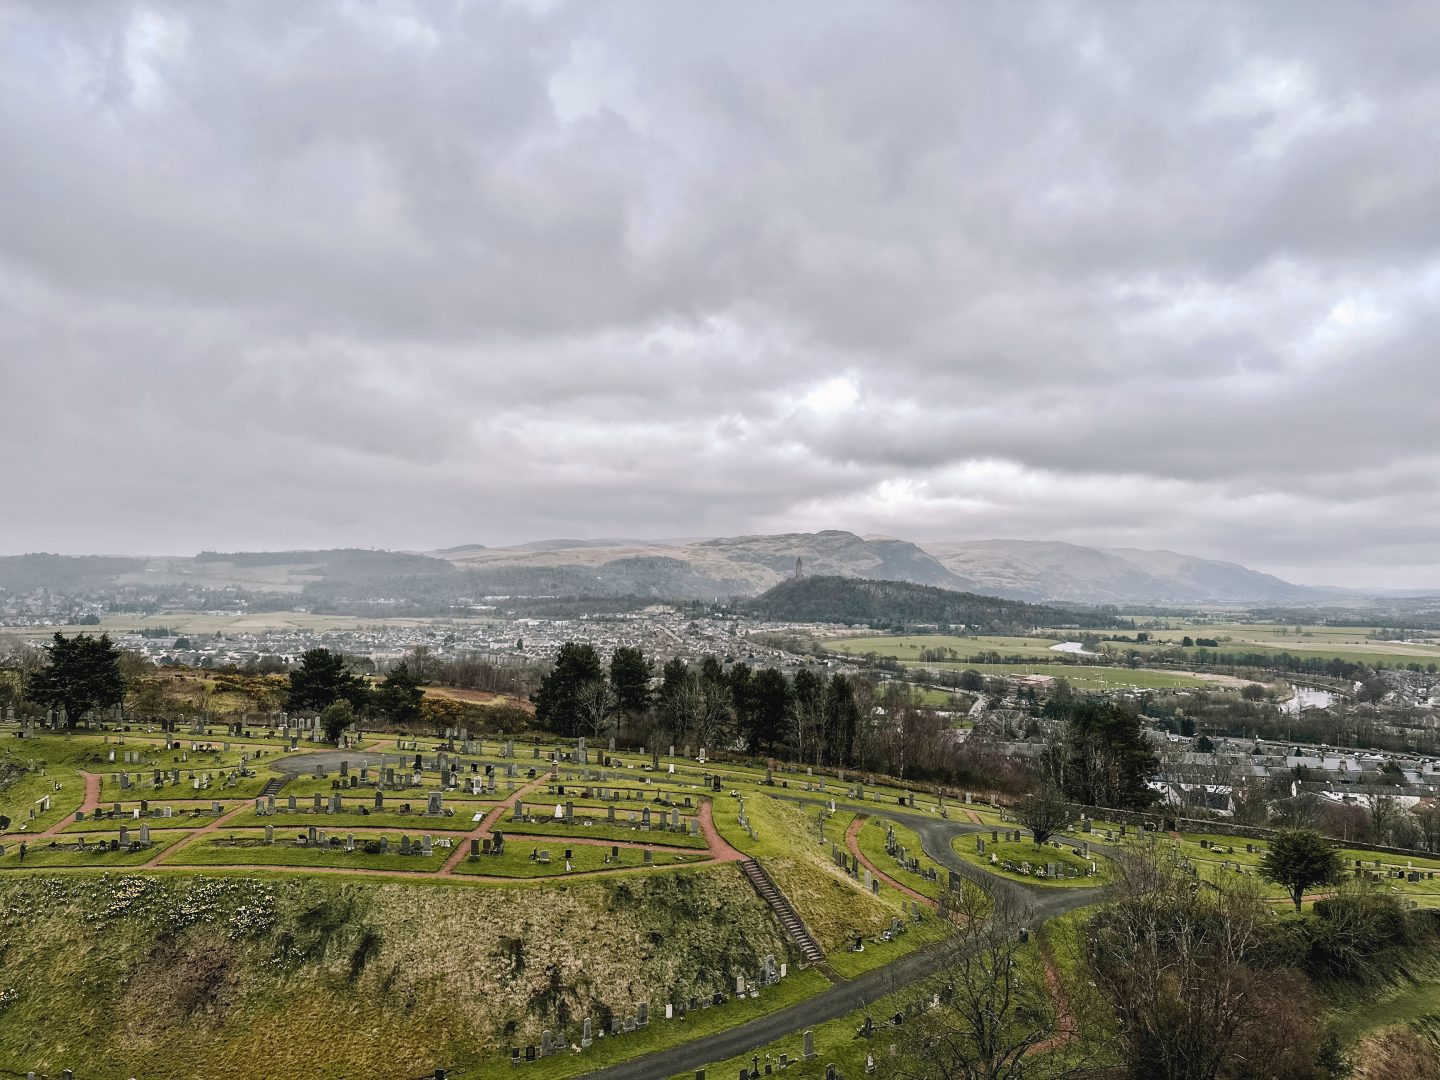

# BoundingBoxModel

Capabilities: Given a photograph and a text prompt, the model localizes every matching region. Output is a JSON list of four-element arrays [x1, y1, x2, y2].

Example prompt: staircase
[[260, 775, 290, 799], [739, 858, 825, 965]]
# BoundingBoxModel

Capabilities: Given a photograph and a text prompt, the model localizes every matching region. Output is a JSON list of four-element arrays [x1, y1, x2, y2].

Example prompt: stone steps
[[260, 775, 290, 799], [739, 858, 825, 965]]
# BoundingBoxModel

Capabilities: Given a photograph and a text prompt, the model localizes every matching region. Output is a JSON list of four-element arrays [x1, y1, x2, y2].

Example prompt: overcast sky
[[2, 2, 1437, 588]]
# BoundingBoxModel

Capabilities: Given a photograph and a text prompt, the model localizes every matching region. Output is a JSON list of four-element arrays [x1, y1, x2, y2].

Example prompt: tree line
[[532, 642, 999, 781]]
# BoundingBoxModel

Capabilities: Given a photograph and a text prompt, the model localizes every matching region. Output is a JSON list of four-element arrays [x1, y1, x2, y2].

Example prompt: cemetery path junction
[[579, 800, 1111, 1080]]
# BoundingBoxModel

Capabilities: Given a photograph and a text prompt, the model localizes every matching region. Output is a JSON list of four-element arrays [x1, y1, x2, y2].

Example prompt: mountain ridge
[[0, 533, 1356, 606]]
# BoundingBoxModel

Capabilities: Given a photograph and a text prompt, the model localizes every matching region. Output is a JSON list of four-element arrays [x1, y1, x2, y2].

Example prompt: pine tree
[[532, 643, 603, 736], [28, 633, 125, 724], [608, 646, 652, 721], [286, 648, 368, 715]]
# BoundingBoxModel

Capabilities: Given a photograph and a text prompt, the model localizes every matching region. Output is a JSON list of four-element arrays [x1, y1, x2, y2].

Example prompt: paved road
[[581, 799, 1108, 1080]]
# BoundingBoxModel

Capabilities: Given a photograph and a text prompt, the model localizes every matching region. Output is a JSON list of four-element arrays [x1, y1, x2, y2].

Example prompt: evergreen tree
[[28, 632, 125, 724], [824, 674, 860, 767], [748, 667, 792, 754], [792, 668, 822, 711], [608, 646, 652, 720], [699, 655, 726, 687], [1047, 699, 1158, 810], [532, 643, 603, 736], [1262, 829, 1344, 913], [286, 648, 368, 714], [728, 662, 755, 746], [660, 657, 689, 699], [374, 660, 425, 725], [318, 700, 356, 742]]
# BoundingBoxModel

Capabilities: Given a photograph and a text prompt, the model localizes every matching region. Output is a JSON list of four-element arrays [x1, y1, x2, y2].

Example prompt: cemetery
[[852, 816, 956, 903], [2, 715, 1434, 1077], [0, 721, 1005, 1074], [950, 834, 1105, 887]]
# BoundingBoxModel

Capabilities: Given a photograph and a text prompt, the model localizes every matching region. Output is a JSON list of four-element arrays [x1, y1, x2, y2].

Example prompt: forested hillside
[[744, 575, 1122, 630]]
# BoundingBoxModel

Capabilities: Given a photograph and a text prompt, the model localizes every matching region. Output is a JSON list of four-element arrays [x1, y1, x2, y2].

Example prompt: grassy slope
[[0, 868, 793, 1080]]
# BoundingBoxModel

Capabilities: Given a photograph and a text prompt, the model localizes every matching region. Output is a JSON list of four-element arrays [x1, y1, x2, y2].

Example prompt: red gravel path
[[844, 814, 937, 910]]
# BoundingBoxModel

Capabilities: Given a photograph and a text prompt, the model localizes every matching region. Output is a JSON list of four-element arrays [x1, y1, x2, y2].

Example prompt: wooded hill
[[744, 575, 1123, 630]]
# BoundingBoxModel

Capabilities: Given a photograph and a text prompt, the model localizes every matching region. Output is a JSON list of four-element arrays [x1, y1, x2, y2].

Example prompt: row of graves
[[518, 842, 656, 872], [1192, 837, 1267, 879], [881, 823, 952, 892], [758, 753, 980, 814], [0, 820, 157, 859], [249, 824, 453, 859], [975, 828, 1099, 881], [309, 752, 547, 798], [9, 706, 72, 735], [506, 956, 790, 1066], [734, 796, 759, 844], [104, 728, 263, 761], [510, 792, 702, 840], [826, 836, 932, 936], [1358, 856, 1437, 905], [110, 762, 257, 796], [80, 798, 228, 825], [255, 787, 461, 818]]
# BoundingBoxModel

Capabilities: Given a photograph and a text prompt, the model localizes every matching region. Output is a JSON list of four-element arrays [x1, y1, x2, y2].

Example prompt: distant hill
[[0, 532, 1343, 608], [0, 553, 146, 591], [919, 539, 1332, 605], [442, 530, 971, 597], [745, 575, 1122, 630]]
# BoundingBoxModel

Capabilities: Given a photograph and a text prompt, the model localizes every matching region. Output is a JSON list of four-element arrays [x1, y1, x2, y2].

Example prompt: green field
[[825, 635, 1212, 687], [1077, 621, 1440, 668], [929, 662, 1210, 689], [831, 634, 1074, 660], [832, 624, 1440, 676]]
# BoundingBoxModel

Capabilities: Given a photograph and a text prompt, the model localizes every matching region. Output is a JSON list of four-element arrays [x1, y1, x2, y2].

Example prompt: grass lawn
[[162, 829, 451, 871], [1329, 979, 1440, 1043], [826, 912, 954, 980], [713, 792, 912, 953], [0, 832, 182, 868], [62, 805, 241, 832], [951, 837, 1105, 888], [501, 818, 707, 849], [511, 969, 830, 1079], [853, 816, 951, 902], [451, 842, 710, 877]]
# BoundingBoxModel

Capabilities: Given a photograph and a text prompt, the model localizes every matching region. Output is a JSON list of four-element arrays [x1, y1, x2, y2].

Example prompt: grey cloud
[[1, 0, 1438, 586]]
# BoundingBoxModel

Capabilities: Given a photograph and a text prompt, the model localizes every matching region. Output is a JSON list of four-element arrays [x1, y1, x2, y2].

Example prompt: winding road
[[580, 799, 1111, 1080]]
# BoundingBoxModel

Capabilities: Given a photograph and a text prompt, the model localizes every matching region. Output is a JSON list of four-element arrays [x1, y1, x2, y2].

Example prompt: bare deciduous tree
[[885, 886, 1088, 1080], [1085, 840, 1323, 1080], [1013, 787, 1074, 846], [575, 678, 618, 741]]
